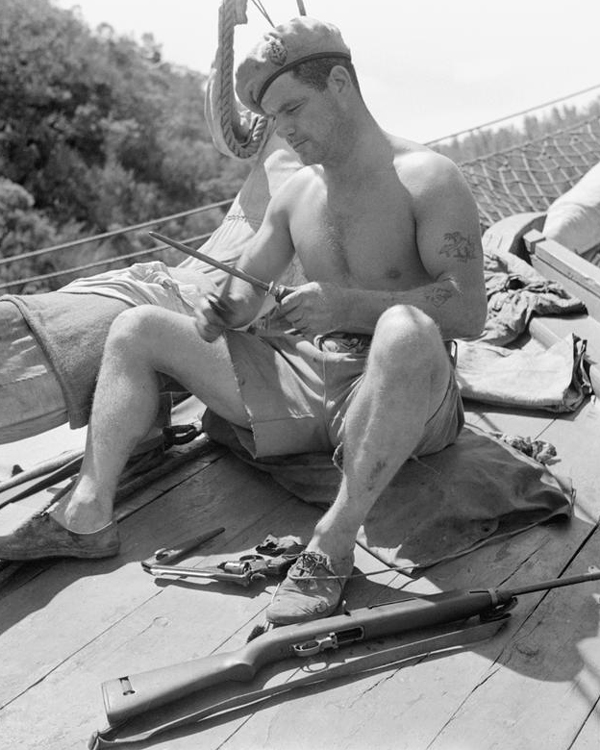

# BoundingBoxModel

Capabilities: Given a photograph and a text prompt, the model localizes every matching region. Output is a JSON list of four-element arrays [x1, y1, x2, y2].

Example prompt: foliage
[[432, 98, 600, 163], [2, 0, 598, 293], [0, 0, 249, 291], [0, 178, 56, 290]]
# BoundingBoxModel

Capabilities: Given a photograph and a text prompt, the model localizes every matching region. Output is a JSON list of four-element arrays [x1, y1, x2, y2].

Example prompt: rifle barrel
[[500, 568, 600, 600]]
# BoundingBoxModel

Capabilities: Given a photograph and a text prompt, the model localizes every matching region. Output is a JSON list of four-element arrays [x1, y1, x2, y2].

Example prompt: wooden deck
[[1, 333, 599, 750]]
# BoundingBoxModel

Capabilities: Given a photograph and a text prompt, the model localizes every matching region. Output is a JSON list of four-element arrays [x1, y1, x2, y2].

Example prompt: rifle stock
[[103, 651, 255, 726], [102, 587, 502, 726]]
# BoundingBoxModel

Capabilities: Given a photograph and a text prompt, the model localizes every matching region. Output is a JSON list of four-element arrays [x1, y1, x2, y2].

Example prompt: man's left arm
[[339, 154, 487, 340]]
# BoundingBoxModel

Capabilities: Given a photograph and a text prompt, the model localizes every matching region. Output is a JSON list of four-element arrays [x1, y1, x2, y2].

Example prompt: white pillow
[[543, 162, 600, 254]]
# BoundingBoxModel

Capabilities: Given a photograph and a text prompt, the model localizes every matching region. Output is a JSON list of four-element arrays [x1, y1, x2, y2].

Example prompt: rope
[[0, 199, 232, 268], [457, 115, 600, 229], [250, 0, 275, 26], [0, 231, 214, 293], [216, 0, 270, 159]]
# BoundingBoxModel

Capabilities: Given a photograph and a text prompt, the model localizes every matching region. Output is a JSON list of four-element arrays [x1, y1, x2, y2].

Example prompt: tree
[[0, 0, 250, 290]]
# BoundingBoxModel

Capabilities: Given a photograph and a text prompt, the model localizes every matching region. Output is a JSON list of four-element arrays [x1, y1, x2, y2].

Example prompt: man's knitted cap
[[235, 17, 352, 115]]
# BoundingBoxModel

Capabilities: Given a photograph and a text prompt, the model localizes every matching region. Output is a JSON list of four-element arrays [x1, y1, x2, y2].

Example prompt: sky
[[54, 0, 600, 143]]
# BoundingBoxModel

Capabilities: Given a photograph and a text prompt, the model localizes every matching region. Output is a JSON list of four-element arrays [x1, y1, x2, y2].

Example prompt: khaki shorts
[[224, 329, 464, 459]]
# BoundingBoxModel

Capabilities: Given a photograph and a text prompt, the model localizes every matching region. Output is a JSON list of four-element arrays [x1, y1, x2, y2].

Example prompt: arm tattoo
[[425, 286, 453, 307], [439, 232, 477, 262]]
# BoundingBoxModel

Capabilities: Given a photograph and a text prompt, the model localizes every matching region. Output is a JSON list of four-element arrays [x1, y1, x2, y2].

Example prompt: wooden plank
[[570, 708, 600, 750], [9, 419, 579, 750], [218, 516, 593, 750], [1, 395, 595, 750], [115, 544, 407, 750], [202, 398, 592, 748], [525, 230, 600, 323], [481, 211, 545, 260], [537, 400, 600, 524], [1, 508, 589, 750], [424, 525, 600, 750], [0, 454, 310, 707], [0, 519, 397, 749], [219, 402, 596, 749], [0, 437, 225, 597]]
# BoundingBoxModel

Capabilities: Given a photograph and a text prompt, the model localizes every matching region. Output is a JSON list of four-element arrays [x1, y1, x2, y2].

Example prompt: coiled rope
[[216, 0, 307, 159], [216, 0, 270, 159]]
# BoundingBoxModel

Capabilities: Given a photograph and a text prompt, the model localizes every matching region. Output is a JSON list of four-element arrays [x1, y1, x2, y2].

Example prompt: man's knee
[[371, 305, 443, 371], [105, 306, 160, 355]]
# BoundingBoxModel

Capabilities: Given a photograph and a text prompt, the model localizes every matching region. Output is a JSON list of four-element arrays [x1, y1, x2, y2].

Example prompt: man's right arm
[[195, 184, 297, 341]]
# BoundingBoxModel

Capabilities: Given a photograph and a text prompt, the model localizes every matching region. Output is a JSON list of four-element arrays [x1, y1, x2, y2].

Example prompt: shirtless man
[[0, 17, 487, 625]]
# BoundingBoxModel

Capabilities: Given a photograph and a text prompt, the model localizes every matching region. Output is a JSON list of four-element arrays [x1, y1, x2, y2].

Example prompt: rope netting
[[457, 115, 600, 229]]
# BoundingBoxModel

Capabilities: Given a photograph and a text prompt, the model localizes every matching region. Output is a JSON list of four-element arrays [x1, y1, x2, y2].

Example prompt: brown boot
[[266, 550, 354, 625]]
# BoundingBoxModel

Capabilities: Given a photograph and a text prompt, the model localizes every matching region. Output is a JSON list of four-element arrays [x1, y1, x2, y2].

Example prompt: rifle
[[93, 567, 600, 744]]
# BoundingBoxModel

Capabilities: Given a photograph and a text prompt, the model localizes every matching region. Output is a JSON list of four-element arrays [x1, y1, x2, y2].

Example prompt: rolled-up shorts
[[224, 329, 464, 459]]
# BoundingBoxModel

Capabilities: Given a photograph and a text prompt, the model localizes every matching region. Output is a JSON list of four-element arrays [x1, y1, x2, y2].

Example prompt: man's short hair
[[291, 56, 361, 95]]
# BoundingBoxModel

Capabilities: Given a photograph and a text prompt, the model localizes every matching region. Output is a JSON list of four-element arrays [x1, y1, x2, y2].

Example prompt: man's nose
[[275, 114, 294, 138]]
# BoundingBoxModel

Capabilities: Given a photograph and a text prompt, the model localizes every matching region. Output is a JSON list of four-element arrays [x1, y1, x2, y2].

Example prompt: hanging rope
[[215, 0, 270, 159], [249, 0, 275, 25], [214, 0, 308, 158]]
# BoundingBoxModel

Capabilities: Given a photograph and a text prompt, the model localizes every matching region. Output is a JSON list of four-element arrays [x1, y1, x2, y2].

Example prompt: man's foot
[[266, 550, 354, 625], [0, 510, 120, 561]]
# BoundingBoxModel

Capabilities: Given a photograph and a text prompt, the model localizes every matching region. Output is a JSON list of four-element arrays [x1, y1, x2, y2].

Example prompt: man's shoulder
[[384, 135, 477, 222], [389, 142, 470, 205], [271, 165, 323, 206], [392, 144, 461, 186]]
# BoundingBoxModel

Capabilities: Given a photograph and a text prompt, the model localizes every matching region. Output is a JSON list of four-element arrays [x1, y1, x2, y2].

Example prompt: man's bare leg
[[311, 306, 452, 557], [267, 306, 454, 623], [50, 306, 249, 533]]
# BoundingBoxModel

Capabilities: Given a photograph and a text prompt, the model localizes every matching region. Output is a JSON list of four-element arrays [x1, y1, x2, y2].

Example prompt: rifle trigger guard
[[293, 633, 339, 657]]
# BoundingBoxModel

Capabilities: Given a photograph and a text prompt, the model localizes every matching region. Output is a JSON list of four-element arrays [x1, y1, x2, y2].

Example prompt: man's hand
[[279, 281, 347, 335], [194, 294, 231, 342]]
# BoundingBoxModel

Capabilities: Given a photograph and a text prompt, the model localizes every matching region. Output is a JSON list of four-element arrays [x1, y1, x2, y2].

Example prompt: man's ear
[[327, 65, 353, 96]]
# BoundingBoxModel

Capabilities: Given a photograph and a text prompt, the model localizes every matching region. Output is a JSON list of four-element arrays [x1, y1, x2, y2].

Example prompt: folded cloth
[[356, 425, 572, 571], [481, 249, 586, 346], [4, 292, 130, 428], [203, 412, 573, 573], [452, 249, 589, 410], [60, 260, 215, 312], [456, 334, 592, 412], [0, 298, 68, 443]]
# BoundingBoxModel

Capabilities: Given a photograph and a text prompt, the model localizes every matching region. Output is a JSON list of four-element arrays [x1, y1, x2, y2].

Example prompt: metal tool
[[148, 231, 291, 302], [144, 550, 305, 588], [141, 527, 225, 570]]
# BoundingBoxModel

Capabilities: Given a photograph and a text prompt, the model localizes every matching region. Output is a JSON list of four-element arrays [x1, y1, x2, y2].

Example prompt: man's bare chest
[[289, 188, 421, 288]]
